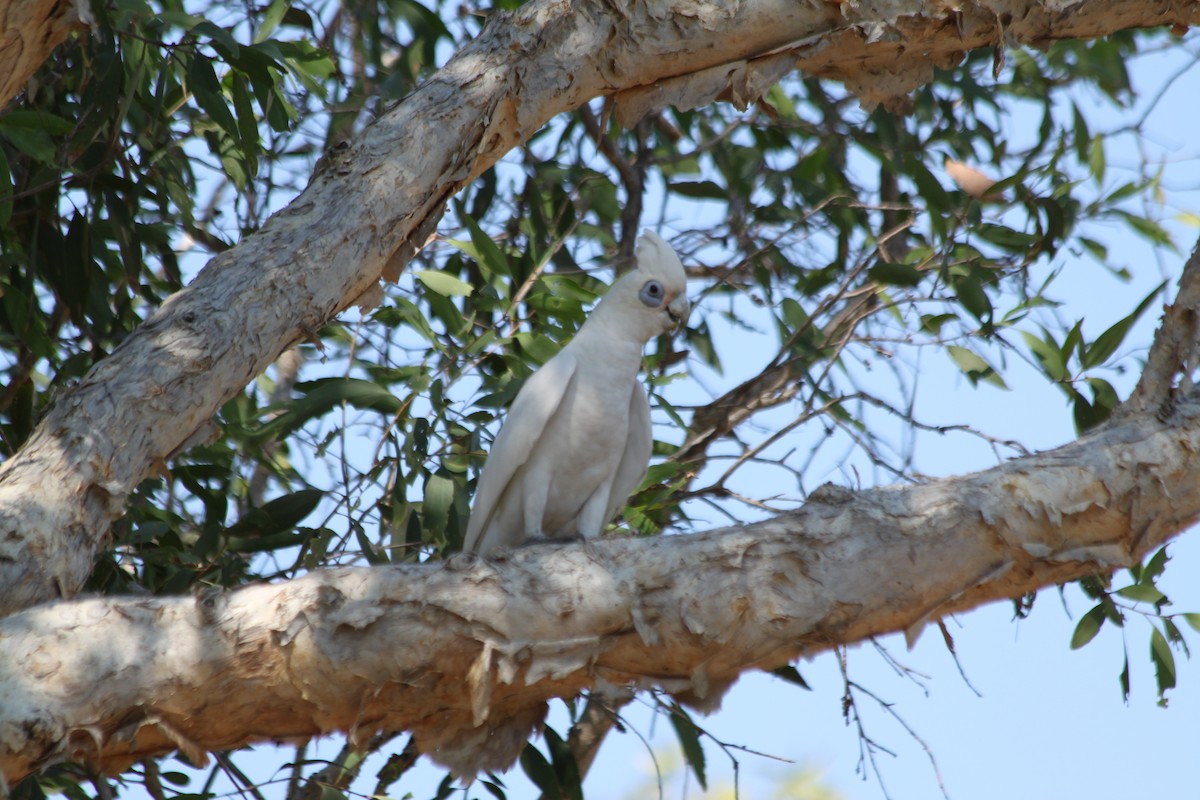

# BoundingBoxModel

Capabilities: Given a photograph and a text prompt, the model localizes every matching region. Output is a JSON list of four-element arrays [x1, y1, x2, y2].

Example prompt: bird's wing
[[604, 379, 653, 527], [461, 350, 579, 553]]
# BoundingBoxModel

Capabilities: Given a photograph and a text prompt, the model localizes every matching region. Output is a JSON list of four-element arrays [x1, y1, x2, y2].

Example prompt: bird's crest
[[634, 229, 687, 289]]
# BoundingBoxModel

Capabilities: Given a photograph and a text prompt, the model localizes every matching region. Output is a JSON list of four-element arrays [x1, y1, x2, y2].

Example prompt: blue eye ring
[[639, 279, 664, 307]]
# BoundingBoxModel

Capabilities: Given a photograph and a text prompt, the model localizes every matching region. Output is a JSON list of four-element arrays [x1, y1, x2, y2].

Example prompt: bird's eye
[[639, 280, 664, 307]]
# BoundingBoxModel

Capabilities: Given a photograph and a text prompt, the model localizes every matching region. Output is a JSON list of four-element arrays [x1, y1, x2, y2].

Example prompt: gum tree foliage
[[1, 0, 1198, 797]]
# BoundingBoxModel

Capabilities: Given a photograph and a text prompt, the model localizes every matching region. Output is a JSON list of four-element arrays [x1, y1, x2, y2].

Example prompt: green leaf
[[644, 461, 686, 485], [225, 488, 323, 539], [920, 313, 958, 335], [1086, 377, 1119, 417], [230, 73, 260, 178], [1182, 613, 1200, 633], [976, 222, 1037, 250], [1150, 626, 1176, 703], [1081, 280, 1166, 368], [1071, 389, 1106, 434], [1163, 617, 1187, 649], [422, 473, 455, 538], [1117, 210, 1173, 247], [1115, 583, 1166, 605], [946, 345, 1008, 389], [254, 0, 290, 42], [1119, 647, 1130, 702], [354, 523, 387, 565], [868, 260, 923, 287], [0, 109, 74, 135], [908, 157, 949, 210], [953, 273, 993, 323], [1071, 102, 1090, 164], [415, 269, 474, 297], [0, 122, 57, 164], [1021, 329, 1068, 382], [542, 726, 583, 800], [1070, 603, 1105, 649], [519, 744, 561, 796], [160, 771, 190, 787], [1062, 319, 1085, 364], [780, 297, 808, 331], [480, 779, 508, 800], [1105, 181, 1141, 204], [684, 320, 721, 371], [460, 211, 511, 278], [669, 180, 728, 200], [0, 147, 11, 226], [1088, 135, 1106, 184], [253, 378, 402, 439], [771, 665, 812, 690], [668, 703, 707, 790], [1144, 547, 1170, 583], [192, 20, 242, 59], [515, 332, 561, 364], [187, 55, 239, 139]]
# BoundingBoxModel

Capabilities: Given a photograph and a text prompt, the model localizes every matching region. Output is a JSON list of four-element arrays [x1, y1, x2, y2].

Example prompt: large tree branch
[[4, 391, 1200, 784], [1, 0, 1197, 617]]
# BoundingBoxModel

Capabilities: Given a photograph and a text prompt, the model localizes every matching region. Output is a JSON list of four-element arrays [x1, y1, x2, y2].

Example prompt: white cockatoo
[[461, 229, 689, 555]]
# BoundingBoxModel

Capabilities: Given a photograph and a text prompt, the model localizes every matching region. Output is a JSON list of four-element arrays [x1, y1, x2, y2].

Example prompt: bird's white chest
[[533, 339, 643, 521], [551, 360, 634, 467]]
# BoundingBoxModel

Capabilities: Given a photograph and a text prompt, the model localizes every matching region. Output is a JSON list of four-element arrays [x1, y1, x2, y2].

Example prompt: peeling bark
[[1124, 241, 1200, 418], [0, 0, 79, 109], [4, 398, 1200, 782]]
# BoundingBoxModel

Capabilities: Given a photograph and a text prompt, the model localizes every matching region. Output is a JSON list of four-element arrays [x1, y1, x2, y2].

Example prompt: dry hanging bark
[[0, 0, 80, 109]]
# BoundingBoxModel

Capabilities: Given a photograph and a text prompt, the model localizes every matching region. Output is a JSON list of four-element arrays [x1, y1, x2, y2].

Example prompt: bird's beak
[[666, 294, 690, 333]]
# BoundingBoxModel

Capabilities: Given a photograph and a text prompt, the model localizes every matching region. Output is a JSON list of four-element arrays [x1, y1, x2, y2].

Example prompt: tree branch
[[677, 286, 879, 465], [6, 394, 1200, 783], [1123, 237, 1200, 419]]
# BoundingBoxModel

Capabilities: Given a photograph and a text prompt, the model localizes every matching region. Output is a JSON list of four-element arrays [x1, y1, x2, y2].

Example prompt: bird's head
[[627, 229, 690, 337], [581, 230, 690, 346]]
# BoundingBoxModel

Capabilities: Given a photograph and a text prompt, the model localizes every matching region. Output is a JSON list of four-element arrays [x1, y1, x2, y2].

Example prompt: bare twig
[[292, 732, 403, 800]]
